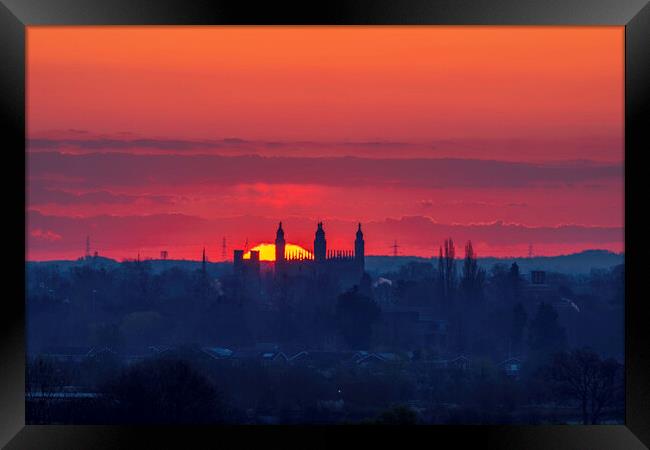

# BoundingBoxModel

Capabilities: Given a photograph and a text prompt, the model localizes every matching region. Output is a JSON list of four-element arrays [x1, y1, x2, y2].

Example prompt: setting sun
[[243, 243, 312, 261]]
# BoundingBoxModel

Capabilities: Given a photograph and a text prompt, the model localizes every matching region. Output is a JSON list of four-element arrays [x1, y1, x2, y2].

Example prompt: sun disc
[[243, 243, 312, 261]]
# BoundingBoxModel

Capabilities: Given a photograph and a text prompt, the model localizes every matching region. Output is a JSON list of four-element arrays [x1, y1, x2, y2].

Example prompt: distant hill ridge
[[27, 249, 623, 275], [365, 249, 624, 275]]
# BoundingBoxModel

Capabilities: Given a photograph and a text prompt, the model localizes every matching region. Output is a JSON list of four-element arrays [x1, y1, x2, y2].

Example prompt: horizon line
[[26, 248, 625, 264]]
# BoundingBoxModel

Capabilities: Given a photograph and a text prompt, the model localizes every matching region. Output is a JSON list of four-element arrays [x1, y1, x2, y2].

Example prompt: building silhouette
[[233, 222, 366, 290]]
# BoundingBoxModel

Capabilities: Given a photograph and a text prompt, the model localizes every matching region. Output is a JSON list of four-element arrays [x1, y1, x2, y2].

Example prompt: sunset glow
[[26, 26, 624, 261]]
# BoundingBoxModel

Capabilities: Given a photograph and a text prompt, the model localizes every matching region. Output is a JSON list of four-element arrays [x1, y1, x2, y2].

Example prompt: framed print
[[1, 0, 649, 448]]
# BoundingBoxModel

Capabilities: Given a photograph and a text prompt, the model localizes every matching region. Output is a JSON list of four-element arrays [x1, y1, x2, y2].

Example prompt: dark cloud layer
[[373, 216, 621, 247], [28, 137, 414, 153], [28, 152, 621, 190], [28, 182, 174, 205]]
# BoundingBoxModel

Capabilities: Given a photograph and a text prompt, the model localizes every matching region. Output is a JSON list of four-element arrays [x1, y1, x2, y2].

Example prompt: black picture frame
[[1, 0, 648, 448]]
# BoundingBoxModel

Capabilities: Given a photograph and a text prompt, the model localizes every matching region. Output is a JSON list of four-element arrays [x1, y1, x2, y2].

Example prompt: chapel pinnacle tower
[[355, 223, 365, 272], [314, 222, 327, 262], [275, 222, 286, 263]]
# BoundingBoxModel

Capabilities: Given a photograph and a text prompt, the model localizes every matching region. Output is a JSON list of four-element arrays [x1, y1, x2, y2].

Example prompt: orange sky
[[26, 26, 624, 261], [28, 26, 624, 150]]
